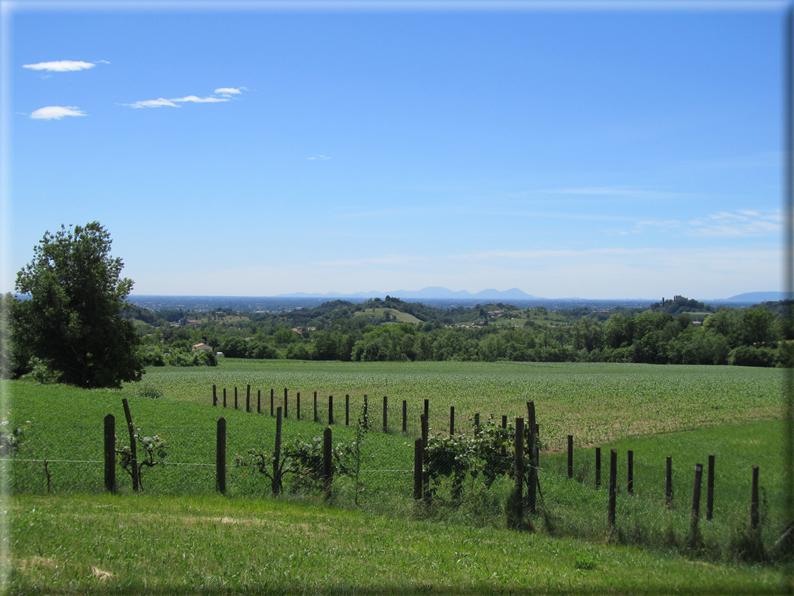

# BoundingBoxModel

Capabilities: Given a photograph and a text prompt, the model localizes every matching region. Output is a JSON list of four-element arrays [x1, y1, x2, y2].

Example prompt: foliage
[[283, 436, 351, 493], [136, 384, 164, 399], [20, 356, 62, 384], [120, 293, 792, 367], [0, 417, 28, 456], [14, 222, 144, 388], [115, 426, 169, 490]]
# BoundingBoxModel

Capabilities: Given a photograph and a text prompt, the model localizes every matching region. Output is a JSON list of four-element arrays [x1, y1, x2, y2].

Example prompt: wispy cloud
[[611, 209, 781, 238], [215, 87, 243, 95], [125, 98, 179, 109], [124, 88, 242, 109], [536, 186, 699, 201], [307, 155, 331, 160], [687, 210, 782, 237], [171, 95, 228, 104], [23, 60, 95, 72], [30, 106, 86, 120]]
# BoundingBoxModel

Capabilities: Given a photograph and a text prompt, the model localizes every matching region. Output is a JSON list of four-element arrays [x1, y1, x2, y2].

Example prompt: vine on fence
[[116, 427, 169, 491], [239, 399, 370, 498]]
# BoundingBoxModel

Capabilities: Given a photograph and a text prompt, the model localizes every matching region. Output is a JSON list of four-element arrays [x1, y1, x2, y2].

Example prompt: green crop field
[[123, 360, 783, 449], [3, 360, 789, 594]]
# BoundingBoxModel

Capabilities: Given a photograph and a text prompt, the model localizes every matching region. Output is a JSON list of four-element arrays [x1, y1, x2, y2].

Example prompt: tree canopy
[[14, 222, 144, 388]]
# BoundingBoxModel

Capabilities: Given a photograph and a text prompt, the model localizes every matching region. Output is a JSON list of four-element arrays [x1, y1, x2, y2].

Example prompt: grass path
[[9, 493, 785, 595]]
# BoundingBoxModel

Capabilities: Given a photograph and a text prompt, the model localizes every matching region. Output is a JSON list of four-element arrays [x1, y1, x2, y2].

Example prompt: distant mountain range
[[278, 288, 789, 302], [277, 287, 539, 300], [712, 291, 785, 303]]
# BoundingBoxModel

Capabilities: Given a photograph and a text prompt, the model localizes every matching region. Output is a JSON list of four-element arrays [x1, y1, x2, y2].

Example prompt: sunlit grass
[[8, 493, 784, 595]]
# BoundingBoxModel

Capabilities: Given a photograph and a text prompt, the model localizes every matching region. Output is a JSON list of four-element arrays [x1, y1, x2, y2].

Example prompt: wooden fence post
[[528, 426, 537, 515], [627, 450, 634, 495], [246, 385, 250, 413], [526, 402, 535, 434], [329, 395, 334, 425], [751, 465, 760, 530], [272, 407, 283, 495], [567, 435, 574, 479], [297, 392, 301, 421], [421, 413, 429, 502], [383, 396, 388, 433], [707, 454, 715, 521], [450, 406, 455, 436], [121, 398, 139, 492], [508, 417, 524, 529], [270, 389, 274, 416], [234, 386, 238, 410], [257, 390, 261, 414], [104, 414, 115, 493], [608, 449, 617, 527], [595, 447, 601, 489], [666, 456, 673, 506], [424, 399, 429, 420], [689, 463, 704, 545], [314, 392, 318, 423], [402, 400, 407, 433], [223, 388, 227, 408], [414, 437, 423, 501], [216, 418, 226, 494], [323, 426, 332, 499], [213, 385, 217, 407], [346, 395, 350, 426], [501, 415, 507, 456], [284, 388, 288, 418]]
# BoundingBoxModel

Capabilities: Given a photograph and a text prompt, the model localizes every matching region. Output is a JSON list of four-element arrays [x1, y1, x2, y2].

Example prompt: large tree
[[15, 222, 144, 388]]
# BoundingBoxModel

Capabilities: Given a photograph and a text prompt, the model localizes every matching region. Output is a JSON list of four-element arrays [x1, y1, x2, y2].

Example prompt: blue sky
[[2, 2, 787, 299]]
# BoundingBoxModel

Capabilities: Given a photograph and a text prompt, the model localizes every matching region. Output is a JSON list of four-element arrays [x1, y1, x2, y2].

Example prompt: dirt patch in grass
[[17, 556, 58, 572]]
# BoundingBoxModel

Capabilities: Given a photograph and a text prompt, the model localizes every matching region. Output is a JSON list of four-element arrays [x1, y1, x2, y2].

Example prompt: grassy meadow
[[9, 493, 784, 595], [129, 359, 783, 449], [3, 359, 790, 593]]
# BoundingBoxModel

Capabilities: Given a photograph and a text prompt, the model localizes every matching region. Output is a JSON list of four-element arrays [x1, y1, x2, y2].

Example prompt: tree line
[[127, 295, 790, 368]]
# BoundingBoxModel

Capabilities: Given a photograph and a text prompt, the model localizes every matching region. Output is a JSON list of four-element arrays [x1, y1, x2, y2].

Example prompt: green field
[[4, 360, 789, 593], [352, 307, 423, 324], [126, 360, 783, 449]]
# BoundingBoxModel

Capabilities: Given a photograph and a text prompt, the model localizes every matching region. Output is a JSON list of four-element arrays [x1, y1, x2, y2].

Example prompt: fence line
[[4, 458, 216, 467]]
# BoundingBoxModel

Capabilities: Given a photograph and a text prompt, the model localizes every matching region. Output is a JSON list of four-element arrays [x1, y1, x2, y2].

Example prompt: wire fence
[[5, 389, 789, 564]]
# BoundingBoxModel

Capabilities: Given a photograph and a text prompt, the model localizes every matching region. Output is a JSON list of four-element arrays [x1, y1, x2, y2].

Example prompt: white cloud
[[687, 209, 782, 237], [538, 186, 697, 201], [124, 89, 238, 109], [171, 95, 228, 103], [215, 87, 242, 95], [124, 98, 180, 109], [23, 60, 95, 72], [307, 155, 331, 160], [30, 106, 86, 120]]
